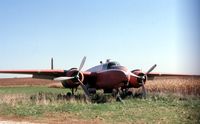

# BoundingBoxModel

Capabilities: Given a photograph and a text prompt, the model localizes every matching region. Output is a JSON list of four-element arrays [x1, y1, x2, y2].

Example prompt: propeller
[[130, 72, 140, 78], [140, 64, 157, 97], [79, 56, 86, 71], [77, 56, 86, 77], [54, 76, 74, 81], [54, 56, 90, 101], [145, 64, 157, 75], [141, 80, 146, 97], [78, 79, 91, 100], [75, 56, 90, 101]]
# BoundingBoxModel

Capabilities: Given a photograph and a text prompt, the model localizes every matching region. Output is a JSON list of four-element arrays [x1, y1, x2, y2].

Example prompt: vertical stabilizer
[[51, 57, 54, 70]]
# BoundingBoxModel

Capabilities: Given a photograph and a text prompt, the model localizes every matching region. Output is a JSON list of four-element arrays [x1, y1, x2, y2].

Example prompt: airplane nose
[[96, 70, 129, 89]]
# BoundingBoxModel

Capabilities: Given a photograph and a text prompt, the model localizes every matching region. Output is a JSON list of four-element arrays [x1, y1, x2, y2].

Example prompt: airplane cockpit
[[101, 61, 121, 70], [107, 61, 120, 69], [86, 60, 122, 72]]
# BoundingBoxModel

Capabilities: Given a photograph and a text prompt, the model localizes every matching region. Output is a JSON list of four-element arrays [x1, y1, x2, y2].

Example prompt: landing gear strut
[[71, 88, 77, 95], [121, 88, 135, 98], [114, 88, 124, 103]]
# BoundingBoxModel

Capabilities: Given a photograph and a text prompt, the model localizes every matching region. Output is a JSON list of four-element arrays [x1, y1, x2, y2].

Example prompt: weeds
[[145, 76, 200, 96], [0, 92, 199, 124], [0, 77, 200, 123]]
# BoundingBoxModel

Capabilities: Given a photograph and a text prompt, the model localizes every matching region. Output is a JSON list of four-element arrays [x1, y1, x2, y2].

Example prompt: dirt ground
[[0, 114, 103, 124], [0, 78, 56, 87]]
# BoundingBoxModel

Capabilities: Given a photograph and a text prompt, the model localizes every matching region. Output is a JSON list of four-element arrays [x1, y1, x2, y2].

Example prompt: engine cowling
[[61, 68, 84, 88], [137, 72, 147, 84], [129, 70, 147, 88]]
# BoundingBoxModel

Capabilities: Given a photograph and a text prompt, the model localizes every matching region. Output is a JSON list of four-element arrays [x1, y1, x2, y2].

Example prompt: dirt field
[[0, 115, 102, 124], [0, 78, 58, 87]]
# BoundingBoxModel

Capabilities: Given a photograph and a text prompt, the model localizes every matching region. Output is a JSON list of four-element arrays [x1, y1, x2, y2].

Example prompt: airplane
[[0, 56, 199, 102]]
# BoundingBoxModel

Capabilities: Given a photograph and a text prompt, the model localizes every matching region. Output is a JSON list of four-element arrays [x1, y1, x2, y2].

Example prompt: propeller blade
[[130, 73, 140, 78], [54, 76, 74, 81], [146, 64, 157, 75], [141, 81, 146, 98], [78, 79, 91, 101], [77, 56, 86, 77], [78, 56, 86, 71]]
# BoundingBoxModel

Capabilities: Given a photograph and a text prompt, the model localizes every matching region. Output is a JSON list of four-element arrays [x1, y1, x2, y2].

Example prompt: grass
[[0, 86, 200, 124], [0, 86, 69, 94]]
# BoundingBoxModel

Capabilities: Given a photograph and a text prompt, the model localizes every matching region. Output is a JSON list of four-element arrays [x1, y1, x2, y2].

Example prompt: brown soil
[[0, 114, 103, 124], [0, 78, 58, 87]]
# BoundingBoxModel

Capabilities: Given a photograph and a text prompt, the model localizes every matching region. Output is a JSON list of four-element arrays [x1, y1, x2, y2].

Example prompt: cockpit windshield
[[107, 61, 120, 69]]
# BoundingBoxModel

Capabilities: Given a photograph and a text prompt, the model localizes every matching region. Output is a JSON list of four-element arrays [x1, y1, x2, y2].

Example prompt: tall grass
[[145, 76, 200, 97], [0, 92, 199, 124], [0, 77, 200, 123]]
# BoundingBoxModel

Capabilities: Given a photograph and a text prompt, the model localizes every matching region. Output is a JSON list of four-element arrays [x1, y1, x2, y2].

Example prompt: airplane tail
[[51, 57, 54, 70]]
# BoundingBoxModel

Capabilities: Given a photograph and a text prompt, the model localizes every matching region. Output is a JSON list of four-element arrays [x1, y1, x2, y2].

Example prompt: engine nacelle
[[61, 68, 84, 88], [137, 73, 147, 85], [129, 71, 147, 88]]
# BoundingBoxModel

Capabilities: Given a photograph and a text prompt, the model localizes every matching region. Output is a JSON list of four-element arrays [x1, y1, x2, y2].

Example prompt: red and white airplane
[[0, 57, 199, 101]]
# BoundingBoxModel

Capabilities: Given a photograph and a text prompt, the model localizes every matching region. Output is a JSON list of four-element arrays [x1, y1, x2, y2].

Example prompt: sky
[[0, 0, 199, 78]]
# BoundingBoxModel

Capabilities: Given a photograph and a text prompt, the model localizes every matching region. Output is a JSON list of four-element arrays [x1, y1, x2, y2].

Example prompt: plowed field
[[0, 78, 57, 87]]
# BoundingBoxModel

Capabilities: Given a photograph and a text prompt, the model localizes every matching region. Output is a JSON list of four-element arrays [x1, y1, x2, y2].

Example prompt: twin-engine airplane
[[0, 57, 199, 101]]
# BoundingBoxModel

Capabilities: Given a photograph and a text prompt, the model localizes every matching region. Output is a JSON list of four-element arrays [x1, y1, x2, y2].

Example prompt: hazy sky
[[0, 0, 199, 78]]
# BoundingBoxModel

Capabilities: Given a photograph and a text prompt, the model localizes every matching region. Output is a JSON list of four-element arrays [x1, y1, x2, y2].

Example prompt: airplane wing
[[0, 70, 67, 79], [147, 72, 200, 80]]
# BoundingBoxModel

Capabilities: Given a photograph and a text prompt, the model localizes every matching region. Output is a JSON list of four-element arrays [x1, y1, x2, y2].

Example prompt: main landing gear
[[112, 88, 132, 103], [112, 88, 139, 102]]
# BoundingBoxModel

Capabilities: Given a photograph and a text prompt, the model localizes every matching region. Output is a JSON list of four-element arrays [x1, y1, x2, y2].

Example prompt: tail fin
[[51, 57, 54, 70]]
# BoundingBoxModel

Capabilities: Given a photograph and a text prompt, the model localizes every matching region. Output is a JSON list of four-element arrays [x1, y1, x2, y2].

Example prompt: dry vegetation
[[0, 76, 200, 105], [145, 76, 200, 96], [0, 76, 200, 96], [0, 77, 200, 124]]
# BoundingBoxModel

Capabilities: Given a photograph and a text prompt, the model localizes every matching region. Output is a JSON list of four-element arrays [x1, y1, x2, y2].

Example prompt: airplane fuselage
[[62, 61, 143, 93]]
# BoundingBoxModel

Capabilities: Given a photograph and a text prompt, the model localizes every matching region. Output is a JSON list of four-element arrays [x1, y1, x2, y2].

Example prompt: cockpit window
[[107, 62, 120, 69]]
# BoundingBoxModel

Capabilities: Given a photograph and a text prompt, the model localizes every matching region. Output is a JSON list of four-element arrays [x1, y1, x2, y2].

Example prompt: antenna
[[106, 59, 110, 63], [51, 57, 54, 70]]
